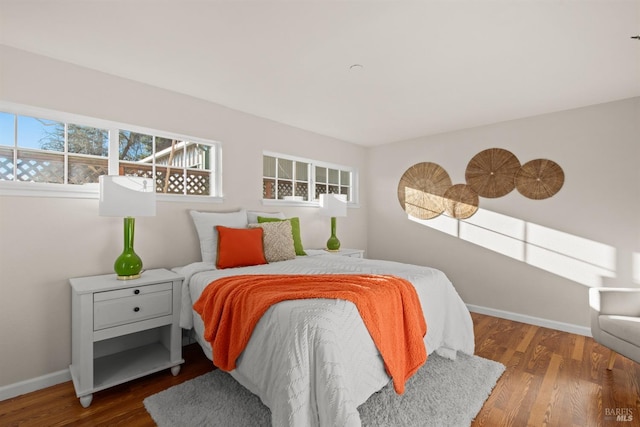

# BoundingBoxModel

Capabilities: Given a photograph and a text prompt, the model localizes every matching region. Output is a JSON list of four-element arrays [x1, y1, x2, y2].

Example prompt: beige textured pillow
[[249, 220, 296, 262]]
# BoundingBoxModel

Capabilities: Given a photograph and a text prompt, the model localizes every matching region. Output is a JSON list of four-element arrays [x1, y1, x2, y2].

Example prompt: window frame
[[262, 151, 359, 207], [0, 102, 223, 203]]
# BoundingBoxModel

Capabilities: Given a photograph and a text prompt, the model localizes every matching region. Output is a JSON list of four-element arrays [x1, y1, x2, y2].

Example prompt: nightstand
[[69, 268, 184, 408], [332, 248, 365, 258]]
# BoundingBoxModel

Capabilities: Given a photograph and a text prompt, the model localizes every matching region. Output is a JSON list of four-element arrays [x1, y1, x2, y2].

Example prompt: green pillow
[[257, 216, 306, 256]]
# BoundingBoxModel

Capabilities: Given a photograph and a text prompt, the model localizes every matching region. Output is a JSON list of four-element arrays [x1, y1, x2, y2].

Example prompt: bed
[[177, 251, 474, 427]]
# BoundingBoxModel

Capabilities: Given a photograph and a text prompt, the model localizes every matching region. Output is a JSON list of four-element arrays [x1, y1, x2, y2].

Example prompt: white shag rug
[[144, 352, 505, 427]]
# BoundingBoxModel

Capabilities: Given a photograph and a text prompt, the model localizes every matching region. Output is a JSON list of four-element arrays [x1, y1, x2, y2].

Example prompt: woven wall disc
[[397, 162, 452, 219], [443, 184, 479, 219], [515, 159, 564, 200], [465, 148, 521, 198]]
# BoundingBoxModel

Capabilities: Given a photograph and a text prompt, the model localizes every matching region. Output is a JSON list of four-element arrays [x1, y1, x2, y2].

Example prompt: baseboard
[[0, 337, 199, 402], [467, 304, 592, 337], [0, 368, 71, 402], [0, 308, 590, 402]]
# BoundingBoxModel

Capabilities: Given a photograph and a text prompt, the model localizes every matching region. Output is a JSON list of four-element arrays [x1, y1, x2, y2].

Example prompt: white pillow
[[189, 209, 248, 264], [246, 210, 286, 224]]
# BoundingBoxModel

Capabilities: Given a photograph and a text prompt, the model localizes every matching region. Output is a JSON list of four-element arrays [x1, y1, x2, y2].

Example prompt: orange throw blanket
[[193, 274, 427, 394]]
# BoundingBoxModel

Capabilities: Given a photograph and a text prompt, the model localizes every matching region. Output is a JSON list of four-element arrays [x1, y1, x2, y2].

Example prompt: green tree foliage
[[119, 130, 152, 161], [39, 121, 156, 163], [39, 121, 108, 156]]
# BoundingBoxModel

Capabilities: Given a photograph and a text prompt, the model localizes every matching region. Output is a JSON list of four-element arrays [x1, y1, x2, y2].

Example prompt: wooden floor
[[470, 313, 639, 427], [1, 312, 638, 426]]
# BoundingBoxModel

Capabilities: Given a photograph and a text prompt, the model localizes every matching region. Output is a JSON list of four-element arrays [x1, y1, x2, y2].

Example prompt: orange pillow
[[216, 226, 267, 269]]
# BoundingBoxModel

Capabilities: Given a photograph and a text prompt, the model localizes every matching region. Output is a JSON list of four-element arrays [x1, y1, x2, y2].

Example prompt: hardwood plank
[[1, 313, 639, 426], [571, 334, 585, 361], [525, 353, 561, 426], [516, 324, 537, 353]]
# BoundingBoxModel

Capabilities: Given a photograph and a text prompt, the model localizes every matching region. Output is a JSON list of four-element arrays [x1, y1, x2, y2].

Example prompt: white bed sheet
[[177, 254, 474, 427]]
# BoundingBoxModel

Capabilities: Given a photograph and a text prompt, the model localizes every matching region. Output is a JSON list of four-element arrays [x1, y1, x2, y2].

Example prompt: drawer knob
[[133, 307, 140, 312], [134, 289, 140, 295]]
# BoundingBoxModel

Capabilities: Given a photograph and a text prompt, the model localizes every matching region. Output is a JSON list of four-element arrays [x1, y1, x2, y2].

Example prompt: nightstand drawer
[[342, 252, 363, 258], [94, 283, 173, 330], [94, 282, 172, 302]]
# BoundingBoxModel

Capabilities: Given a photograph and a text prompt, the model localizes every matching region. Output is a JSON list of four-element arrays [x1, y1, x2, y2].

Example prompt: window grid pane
[[17, 116, 64, 151], [296, 162, 309, 181], [328, 168, 339, 185], [0, 112, 15, 147], [278, 180, 293, 198], [340, 170, 350, 185], [0, 146, 15, 180], [264, 156, 276, 178], [119, 161, 154, 179], [295, 182, 309, 200], [190, 143, 210, 170], [17, 150, 64, 183], [278, 158, 293, 180], [315, 183, 327, 200], [156, 165, 185, 194], [155, 136, 173, 154], [185, 169, 211, 195], [68, 155, 108, 185], [119, 130, 152, 162], [263, 178, 276, 199], [68, 124, 108, 156], [162, 139, 180, 168]]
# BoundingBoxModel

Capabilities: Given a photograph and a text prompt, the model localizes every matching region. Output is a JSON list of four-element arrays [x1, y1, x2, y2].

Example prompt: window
[[263, 155, 310, 201], [314, 166, 351, 200], [118, 130, 215, 196], [263, 152, 357, 204], [0, 106, 221, 198]]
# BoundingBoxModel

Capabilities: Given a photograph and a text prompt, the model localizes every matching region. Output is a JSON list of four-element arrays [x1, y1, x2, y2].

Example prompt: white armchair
[[589, 287, 640, 369]]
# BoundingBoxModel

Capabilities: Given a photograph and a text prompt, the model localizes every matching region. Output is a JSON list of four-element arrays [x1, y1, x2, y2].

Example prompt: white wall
[[1, 43, 638, 394], [367, 97, 640, 328], [0, 46, 368, 389]]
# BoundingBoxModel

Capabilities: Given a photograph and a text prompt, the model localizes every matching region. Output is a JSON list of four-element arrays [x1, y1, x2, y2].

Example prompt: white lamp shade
[[99, 175, 156, 217], [319, 193, 347, 217]]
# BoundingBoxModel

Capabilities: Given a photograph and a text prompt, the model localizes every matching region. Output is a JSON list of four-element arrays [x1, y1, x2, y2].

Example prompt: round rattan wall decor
[[465, 148, 521, 198], [515, 159, 564, 200], [397, 162, 452, 220], [443, 184, 479, 219]]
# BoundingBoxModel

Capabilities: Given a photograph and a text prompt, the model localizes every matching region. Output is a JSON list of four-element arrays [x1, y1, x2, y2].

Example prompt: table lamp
[[319, 193, 347, 251], [99, 175, 156, 280]]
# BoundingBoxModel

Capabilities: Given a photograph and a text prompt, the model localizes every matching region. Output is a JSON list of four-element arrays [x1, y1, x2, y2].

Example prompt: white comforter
[[177, 254, 474, 427]]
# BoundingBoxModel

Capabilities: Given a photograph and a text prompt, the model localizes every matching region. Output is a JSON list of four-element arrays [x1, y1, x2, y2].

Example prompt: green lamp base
[[326, 237, 341, 251], [115, 217, 143, 281], [326, 217, 341, 251]]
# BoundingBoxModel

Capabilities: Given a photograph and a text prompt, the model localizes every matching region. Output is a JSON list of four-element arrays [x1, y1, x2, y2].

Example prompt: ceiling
[[1, 1, 639, 146]]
